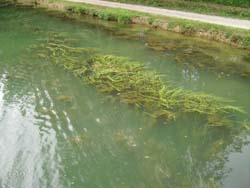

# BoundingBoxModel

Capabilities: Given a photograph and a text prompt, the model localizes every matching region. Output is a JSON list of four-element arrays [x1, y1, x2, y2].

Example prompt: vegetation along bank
[[12, 0, 250, 49], [108, 0, 250, 19]]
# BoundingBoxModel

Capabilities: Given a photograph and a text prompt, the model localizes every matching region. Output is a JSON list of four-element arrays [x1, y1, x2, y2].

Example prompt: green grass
[[65, 3, 250, 49], [189, 0, 250, 7], [108, 0, 250, 19], [65, 4, 138, 24]]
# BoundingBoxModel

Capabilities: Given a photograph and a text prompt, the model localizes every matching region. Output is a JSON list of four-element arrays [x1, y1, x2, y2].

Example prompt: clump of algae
[[29, 37, 244, 126]]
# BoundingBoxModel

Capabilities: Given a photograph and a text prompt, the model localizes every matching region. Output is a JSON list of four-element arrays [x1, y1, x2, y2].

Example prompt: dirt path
[[67, 0, 250, 29]]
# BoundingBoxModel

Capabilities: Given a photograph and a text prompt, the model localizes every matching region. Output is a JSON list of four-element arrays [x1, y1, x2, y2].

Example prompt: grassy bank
[[108, 0, 250, 19], [62, 2, 250, 49], [12, 0, 250, 49]]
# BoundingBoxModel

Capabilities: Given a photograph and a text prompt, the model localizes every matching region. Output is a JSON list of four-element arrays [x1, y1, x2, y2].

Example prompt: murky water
[[0, 6, 249, 188]]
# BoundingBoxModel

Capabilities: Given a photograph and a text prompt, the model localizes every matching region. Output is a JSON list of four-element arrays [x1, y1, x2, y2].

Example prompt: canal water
[[0, 6, 249, 188]]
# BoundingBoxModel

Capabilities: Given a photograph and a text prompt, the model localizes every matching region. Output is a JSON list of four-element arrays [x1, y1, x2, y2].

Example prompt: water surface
[[0, 6, 249, 188]]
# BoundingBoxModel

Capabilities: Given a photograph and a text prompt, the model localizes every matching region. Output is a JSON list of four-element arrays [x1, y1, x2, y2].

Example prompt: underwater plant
[[29, 36, 244, 126]]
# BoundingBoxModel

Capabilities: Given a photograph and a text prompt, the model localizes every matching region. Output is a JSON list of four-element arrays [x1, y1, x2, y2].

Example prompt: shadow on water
[[0, 5, 249, 188]]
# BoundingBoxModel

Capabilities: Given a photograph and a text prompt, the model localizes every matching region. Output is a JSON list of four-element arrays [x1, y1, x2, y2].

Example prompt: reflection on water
[[0, 67, 61, 188], [0, 5, 249, 188]]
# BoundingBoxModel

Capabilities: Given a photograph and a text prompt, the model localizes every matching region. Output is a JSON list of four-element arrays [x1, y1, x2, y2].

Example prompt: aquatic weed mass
[[29, 35, 244, 126]]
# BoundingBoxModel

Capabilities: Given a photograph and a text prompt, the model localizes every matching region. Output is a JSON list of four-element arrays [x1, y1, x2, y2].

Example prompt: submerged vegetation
[[106, 26, 250, 78], [28, 35, 244, 126]]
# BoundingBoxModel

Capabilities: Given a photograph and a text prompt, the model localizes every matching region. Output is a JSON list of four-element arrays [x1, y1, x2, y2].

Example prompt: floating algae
[[29, 36, 244, 126]]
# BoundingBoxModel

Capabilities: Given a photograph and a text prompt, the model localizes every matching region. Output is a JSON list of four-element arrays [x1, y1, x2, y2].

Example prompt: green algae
[[29, 36, 244, 126]]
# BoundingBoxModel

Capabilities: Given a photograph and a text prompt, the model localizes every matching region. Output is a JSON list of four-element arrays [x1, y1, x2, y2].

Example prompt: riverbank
[[68, 0, 250, 29], [12, 0, 250, 49]]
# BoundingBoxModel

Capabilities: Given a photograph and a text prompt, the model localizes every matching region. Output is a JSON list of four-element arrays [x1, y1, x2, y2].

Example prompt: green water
[[0, 6, 250, 188]]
